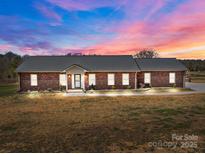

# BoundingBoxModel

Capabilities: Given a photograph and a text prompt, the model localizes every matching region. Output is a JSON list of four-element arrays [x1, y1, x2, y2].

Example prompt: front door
[[74, 74, 81, 88]]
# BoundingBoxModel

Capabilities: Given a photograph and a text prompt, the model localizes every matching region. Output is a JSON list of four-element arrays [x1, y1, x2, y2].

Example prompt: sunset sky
[[0, 0, 205, 59]]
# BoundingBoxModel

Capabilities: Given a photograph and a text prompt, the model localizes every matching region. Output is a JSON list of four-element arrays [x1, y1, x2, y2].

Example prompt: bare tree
[[133, 49, 159, 58]]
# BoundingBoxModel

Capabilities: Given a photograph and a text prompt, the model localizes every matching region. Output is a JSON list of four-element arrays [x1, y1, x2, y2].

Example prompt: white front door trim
[[71, 73, 85, 89]]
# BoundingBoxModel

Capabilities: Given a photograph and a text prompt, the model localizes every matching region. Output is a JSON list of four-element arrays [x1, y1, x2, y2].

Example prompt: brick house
[[16, 55, 187, 91], [135, 58, 187, 88]]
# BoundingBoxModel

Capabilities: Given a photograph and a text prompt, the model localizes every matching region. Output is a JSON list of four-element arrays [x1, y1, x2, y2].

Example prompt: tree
[[134, 49, 159, 58], [0, 51, 23, 82]]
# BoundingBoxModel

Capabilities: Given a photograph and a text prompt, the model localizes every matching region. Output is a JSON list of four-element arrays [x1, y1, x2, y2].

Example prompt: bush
[[139, 83, 145, 88], [111, 85, 115, 89], [47, 88, 52, 92], [89, 84, 95, 90], [144, 83, 151, 88], [59, 86, 66, 91]]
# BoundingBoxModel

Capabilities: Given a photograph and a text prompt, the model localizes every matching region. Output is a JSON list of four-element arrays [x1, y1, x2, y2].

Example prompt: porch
[[63, 64, 138, 91], [63, 64, 87, 91]]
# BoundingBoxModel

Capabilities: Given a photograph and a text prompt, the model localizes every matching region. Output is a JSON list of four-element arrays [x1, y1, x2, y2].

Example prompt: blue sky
[[0, 0, 204, 59]]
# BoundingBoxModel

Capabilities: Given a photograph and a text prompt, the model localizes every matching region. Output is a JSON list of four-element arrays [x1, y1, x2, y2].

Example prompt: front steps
[[65, 89, 86, 96], [67, 89, 85, 93]]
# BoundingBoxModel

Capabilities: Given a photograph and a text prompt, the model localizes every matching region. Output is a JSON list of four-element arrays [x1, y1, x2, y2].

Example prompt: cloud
[[82, 0, 205, 59], [143, 0, 165, 20], [0, 0, 205, 59], [35, 3, 62, 24], [0, 15, 82, 55], [0, 44, 12, 51], [160, 46, 205, 57], [46, 0, 119, 11]]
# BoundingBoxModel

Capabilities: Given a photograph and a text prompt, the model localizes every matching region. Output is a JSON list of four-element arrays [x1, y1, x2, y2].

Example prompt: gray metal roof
[[135, 58, 187, 71], [16, 55, 140, 72]]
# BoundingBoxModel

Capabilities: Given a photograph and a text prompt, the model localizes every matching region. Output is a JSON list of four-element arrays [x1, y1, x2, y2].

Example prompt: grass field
[[0, 83, 18, 96], [189, 71, 205, 83], [0, 93, 204, 152]]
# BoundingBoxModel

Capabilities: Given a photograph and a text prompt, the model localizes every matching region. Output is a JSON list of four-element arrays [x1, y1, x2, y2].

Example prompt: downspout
[[135, 72, 137, 89], [18, 73, 20, 92], [183, 71, 186, 88]]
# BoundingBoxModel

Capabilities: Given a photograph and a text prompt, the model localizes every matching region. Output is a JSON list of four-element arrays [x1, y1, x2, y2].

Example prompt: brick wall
[[19, 73, 60, 91], [84, 72, 136, 90], [137, 71, 185, 88], [19, 71, 185, 91]]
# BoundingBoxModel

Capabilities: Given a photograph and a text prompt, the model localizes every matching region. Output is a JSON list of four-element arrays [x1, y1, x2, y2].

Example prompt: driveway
[[185, 82, 205, 92]]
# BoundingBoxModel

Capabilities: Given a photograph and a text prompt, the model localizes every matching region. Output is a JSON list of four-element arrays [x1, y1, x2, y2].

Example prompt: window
[[30, 74, 37, 86], [122, 73, 129, 85], [108, 73, 115, 85], [169, 73, 175, 83], [89, 74, 96, 85], [144, 73, 151, 84], [59, 74, 66, 86]]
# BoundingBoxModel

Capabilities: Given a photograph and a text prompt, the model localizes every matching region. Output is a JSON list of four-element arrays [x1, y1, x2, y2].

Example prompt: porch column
[[135, 72, 137, 89], [66, 72, 68, 91]]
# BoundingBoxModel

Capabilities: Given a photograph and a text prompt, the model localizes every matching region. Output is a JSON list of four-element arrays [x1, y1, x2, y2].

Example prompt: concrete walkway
[[63, 83, 205, 96], [64, 91, 201, 97]]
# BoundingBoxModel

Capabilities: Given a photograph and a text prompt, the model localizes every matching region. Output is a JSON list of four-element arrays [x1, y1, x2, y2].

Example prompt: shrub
[[59, 86, 66, 91], [47, 88, 52, 92], [139, 83, 145, 88], [89, 84, 95, 90], [144, 83, 151, 88]]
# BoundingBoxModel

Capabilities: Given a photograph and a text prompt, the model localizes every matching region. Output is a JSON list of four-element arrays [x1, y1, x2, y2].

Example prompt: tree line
[[134, 49, 205, 71], [0, 52, 23, 82], [179, 60, 205, 72], [0, 51, 204, 82]]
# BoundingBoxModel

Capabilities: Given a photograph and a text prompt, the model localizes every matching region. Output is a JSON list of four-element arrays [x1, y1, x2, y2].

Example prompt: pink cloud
[[47, 0, 89, 11], [0, 44, 12, 51], [83, 0, 205, 59], [47, 0, 123, 11], [35, 3, 62, 23], [144, 0, 165, 20], [18, 46, 54, 55]]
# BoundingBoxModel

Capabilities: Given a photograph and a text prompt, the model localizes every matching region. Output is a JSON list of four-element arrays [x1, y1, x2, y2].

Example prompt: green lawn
[[0, 83, 18, 96], [0, 94, 204, 152]]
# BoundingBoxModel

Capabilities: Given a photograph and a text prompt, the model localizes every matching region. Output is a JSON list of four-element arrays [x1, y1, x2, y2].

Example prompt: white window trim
[[169, 72, 176, 83], [59, 74, 66, 86], [89, 74, 96, 86], [108, 73, 115, 85], [144, 73, 151, 84], [30, 74, 37, 86], [122, 73, 129, 85]]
